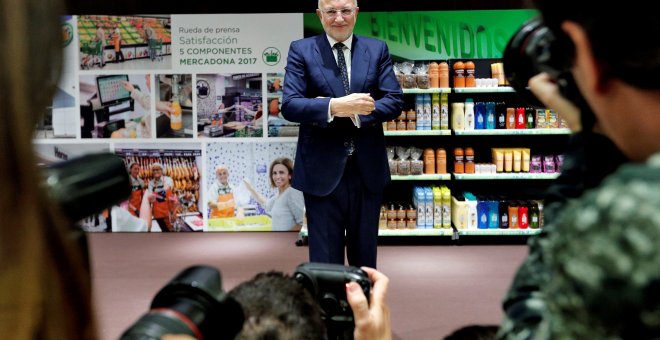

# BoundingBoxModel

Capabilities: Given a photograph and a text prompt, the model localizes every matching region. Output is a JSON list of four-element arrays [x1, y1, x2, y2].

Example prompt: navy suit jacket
[[282, 34, 403, 197]]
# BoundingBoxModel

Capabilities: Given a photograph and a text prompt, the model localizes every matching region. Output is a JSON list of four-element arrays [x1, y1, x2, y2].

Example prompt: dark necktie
[[334, 42, 350, 95]]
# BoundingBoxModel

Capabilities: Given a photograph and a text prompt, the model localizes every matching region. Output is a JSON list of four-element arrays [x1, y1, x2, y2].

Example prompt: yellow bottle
[[170, 100, 182, 130]]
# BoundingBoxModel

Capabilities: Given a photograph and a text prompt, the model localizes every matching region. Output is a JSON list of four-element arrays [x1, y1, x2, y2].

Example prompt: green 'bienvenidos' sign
[[304, 9, 538, 60]]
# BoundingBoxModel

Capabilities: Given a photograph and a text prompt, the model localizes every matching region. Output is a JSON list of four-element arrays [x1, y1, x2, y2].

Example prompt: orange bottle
[[464, 61, 476, 87], [170, 100, 183, 130], [439, 62, 449, 88], [429, 62, 439, 88], [465, 147, 475, 173], [453, 61, 465, 88], [436, 148, 447, 174], [454, 147, 465, 173], [423, 148, 436, 174]]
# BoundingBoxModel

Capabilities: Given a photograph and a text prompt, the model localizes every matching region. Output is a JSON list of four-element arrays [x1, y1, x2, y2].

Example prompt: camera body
[[294, 262, 371, 338], [503, 16, 596, 129]]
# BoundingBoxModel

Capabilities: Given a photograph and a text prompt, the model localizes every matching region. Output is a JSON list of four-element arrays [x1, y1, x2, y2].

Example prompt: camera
[[120, 265, 244, 340], [121, 262, 370, 340], [294, 262, 372, 339], [503, 16, 595, 129], [45, 152, 131, 223]]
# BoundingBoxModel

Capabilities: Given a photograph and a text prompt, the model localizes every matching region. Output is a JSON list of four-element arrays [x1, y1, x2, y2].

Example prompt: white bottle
[[451, 102, 465, 131], [464, 98, 475, 130]]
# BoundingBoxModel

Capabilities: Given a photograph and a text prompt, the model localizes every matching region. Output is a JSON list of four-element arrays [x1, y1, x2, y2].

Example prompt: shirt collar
[[326, 34, 353, 51]]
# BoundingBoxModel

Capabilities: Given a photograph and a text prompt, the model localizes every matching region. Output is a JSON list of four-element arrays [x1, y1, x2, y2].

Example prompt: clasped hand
[[332, 93, 375, 117]]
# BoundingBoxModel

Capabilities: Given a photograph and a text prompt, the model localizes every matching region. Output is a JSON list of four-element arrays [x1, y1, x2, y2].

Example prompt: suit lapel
[[350, 36, 369, 94], [314, 35, 346, 97]]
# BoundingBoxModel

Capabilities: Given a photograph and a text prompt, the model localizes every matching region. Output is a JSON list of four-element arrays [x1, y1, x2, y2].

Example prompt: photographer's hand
[[347, 267, 391, 340], [529, 72, 582, 132]]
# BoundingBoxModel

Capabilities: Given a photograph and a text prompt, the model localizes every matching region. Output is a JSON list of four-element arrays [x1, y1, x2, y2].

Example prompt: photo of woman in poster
[[244, 157, 304, 231]]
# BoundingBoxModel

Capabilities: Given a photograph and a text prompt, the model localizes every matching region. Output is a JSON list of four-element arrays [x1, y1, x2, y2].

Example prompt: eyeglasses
[[321, 8, 355, 18]]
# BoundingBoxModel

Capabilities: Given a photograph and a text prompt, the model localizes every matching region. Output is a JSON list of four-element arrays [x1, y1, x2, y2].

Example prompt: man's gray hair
[[318, 0, 357, 9]]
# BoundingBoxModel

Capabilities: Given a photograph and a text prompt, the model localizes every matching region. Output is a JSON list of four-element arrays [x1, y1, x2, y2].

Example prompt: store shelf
[[453, 173, 560, 180], [453, 86, 516, 93], [402, 88, 452, 94], [391, 174, 451, 181], [454, 128, 571, 136], [298, 226, 541, 238], [384, 129, 451, 136]]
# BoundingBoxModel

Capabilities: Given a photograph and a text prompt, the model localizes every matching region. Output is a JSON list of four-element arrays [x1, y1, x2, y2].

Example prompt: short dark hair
[[443, 324, 498, 340], [532, 0, 660, 89], [228, 271, 327, 340]]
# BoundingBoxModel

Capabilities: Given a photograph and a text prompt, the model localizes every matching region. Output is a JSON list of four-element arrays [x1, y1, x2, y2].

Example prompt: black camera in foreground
[[121, 262, 372, 340], [45, 152, 131, 223], [294, 262, 372, 338], [120, 265, 244, 340]]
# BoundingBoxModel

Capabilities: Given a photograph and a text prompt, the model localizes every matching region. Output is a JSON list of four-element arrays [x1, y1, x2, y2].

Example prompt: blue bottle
[[486, 101, 496, 129], [475, 101, 486, 130]]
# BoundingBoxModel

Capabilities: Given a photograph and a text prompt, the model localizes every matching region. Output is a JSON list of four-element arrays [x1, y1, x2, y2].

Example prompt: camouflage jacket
[[497, 153, 660, 339]]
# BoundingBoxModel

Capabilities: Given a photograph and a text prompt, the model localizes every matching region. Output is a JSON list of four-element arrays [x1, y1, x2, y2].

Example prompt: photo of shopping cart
[[148, 38, 163, 61], [80, 40, 103, 69]]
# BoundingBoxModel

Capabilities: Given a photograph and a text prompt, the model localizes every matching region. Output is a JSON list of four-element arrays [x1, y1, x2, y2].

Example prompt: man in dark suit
[[281, 0, 403, 268]]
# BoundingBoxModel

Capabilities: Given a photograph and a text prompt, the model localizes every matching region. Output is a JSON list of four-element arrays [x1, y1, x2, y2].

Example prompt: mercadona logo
[[262, 47, 281, 66]]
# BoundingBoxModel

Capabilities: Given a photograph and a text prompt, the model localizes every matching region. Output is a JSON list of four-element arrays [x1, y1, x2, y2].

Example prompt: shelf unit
[[380, 61, 571, 240], [297, 225, 541, 238]]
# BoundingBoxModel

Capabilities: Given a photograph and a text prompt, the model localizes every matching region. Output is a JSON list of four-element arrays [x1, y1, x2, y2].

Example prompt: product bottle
[[423, 148, 436, 174], [415, 94, 424, 129], [440, 93, 449, 130], [508, 201, 519, 229], [454, 147, 465, 174], [464, 98, 475, 130], [486, 101, 496, 130], [431, 93, 440, 130], [515, 107, 526, 129], [453, 61, 465, 88], [464, 60, 476, 87], [422, 94, 432, 130], [170, 100, 183, 131], [496, 102, 507, 129], [464, 147, 475, 174], [436, 148, 447, 174], [475, 101, 485, 130], [439, 62, 449, 88], [506, 107, 516, 129], [499, 200, 509, 229], [529, 202, 540, 229], [170, 75, 183, 131], [451, 102, 465, 131], [525, 107, 536, 129], [518, 202, 529, 229], [428, 62, 439, 88], [387, 117, 397, 131]]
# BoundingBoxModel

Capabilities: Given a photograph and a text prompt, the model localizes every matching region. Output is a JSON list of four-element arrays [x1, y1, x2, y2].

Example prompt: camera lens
[[120, 265, 244, 340]]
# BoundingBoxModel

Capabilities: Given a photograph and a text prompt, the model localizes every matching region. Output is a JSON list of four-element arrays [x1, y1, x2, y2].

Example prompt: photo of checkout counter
[[80, 74, 151, 139]]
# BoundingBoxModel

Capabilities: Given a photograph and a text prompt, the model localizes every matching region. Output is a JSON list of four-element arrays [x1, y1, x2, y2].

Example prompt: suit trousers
[[304, 155, 382, 268]]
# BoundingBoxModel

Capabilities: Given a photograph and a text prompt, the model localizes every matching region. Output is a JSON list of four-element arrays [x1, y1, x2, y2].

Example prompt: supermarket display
[[47, 10, 552, 237], [78, 15, 171, 67], [378, 57, 571, 237]]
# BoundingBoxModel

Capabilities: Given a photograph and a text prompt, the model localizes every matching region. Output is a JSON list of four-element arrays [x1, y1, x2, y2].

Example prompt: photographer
[[498, 0, 660, 339], [128, 265, 390, 340], [230, 267, 389, 339], [0, 0, 98, 338], [230, 266, 390, 340]]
